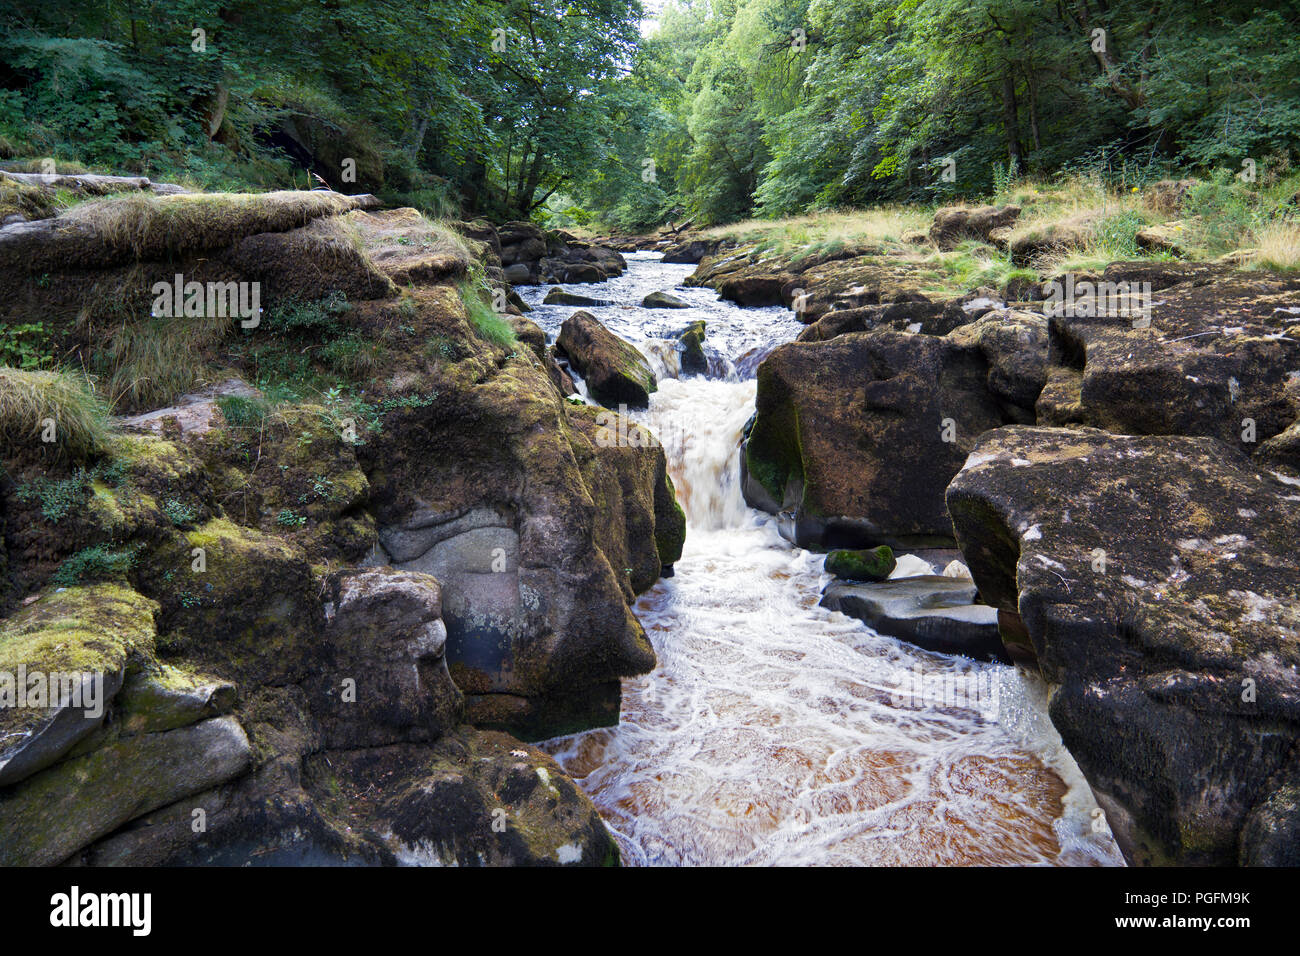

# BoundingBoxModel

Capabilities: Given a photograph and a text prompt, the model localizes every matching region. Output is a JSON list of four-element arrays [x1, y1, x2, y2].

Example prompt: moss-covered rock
[[643, 290, 691, 309], [317, 729, 618, 866], [133, 517, 323, 686], [194, 402, 375, 567], [1035, 263, 1300, 450], [929, 204, 1021, 250], [116, 664, 237, 736], [824, 545, 896, 581], [313, 567, 463, 748], [677, 319, 708, 376], [0, 583, 159, 786], [743, 330, 1007, 549], [364, 337, 675, 739], [555, 310, 656, 409], [0, 715, 252, 865]]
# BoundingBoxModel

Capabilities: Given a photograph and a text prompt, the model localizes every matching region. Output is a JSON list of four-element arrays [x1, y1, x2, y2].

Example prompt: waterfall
[[523, 253, 1123, 867]]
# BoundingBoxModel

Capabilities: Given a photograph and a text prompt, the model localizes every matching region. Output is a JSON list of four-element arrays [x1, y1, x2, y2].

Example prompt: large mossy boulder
[[193, 401, 377, 566], [555, 310, 657, 410], [0, 583, 159, 787], [75, 728, 616, 866], [364, 342, 677, 739], [947, 309, 1050, 421], [134, 517, 323, 686], [743, 329, 1007, 549], [0, 714, 252, 866], [947, 426, 1300, 866]]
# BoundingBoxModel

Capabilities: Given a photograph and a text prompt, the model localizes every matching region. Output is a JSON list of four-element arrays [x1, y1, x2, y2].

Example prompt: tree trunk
[[1026, 70, 1042, 153], [1001, 70, 1023, 169]]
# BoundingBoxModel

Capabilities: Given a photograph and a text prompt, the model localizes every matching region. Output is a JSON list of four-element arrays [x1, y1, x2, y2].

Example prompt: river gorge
[[525, 255, 1123, 866]]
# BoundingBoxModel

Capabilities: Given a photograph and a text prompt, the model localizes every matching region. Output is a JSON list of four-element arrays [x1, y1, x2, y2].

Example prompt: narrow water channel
[[522, 252, 1124, 867]]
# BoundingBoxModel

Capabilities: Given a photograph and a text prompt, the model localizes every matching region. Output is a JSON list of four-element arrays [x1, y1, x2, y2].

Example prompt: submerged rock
[[642, 290, 691, 309], [820, 576, 1004, 662], [543, 288, 605, 307], [677, 319, 708, 376]]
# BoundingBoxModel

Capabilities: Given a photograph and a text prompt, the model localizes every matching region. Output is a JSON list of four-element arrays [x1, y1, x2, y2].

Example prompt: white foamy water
[[534, 254, 1124, 867]]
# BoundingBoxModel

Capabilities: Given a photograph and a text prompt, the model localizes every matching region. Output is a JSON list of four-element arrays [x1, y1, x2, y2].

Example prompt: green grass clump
[[95, 312, 231, 412], [0, 368, 113, 460], [216, 394, 272, 429], [458, 279, 517, 348], [1092, 210, 1147, 259], [62, 190, 363, 260]]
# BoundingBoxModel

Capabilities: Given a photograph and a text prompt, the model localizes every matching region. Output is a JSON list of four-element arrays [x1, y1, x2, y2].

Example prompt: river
[[520, 251, 1124, 867]]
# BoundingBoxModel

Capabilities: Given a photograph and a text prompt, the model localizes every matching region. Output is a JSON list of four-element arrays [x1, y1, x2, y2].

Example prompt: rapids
[[523, 252, 1124, 867]]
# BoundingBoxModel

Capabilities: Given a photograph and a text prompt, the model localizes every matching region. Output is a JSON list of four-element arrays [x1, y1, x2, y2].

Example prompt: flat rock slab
[[820, 575, 1005, 662], [117, 378, 261, 439]]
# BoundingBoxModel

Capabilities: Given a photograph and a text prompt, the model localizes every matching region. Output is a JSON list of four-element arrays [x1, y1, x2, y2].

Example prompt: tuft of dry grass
[[93, 312, 231, 413], [61, 190, 368, 260], [0, 367, 113, 460], [1252, 220, 1300, 272], [700, 206, 932, 252]]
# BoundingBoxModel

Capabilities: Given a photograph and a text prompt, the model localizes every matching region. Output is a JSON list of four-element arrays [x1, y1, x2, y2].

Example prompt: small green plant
[[992, 158, 1021, 201], [0, 322, 52, 369], [162, 497, 198, 527], [15, 458, 129, 521], [51, 543, 141, 586], [425, 336, 462, 361], [16, 472, 89, 522], [276, 508, 308, 527], [263, 290, 352, 336]]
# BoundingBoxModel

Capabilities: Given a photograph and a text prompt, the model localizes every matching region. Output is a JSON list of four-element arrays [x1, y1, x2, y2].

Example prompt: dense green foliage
[[2, 0, 1296, 227], [0, 0, 643, 219], [585, 0, 1300, 226]]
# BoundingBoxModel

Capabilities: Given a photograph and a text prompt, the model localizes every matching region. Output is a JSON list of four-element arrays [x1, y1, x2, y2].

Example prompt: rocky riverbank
[[686, 203, 1300, 866], [0, 174, 680, 865]]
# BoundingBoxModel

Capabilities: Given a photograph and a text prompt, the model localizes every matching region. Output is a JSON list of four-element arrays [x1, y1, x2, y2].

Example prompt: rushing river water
[[523, 252, 1124, 867]]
